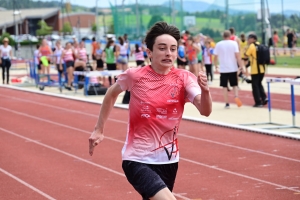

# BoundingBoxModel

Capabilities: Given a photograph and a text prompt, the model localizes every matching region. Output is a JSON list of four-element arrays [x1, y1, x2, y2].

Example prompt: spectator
[[213, 30, 243, 109], [202, 40, 213, 84], [0, 37, 13, 84], [287, 29, 294, 57], [245, 34, 268, 107]]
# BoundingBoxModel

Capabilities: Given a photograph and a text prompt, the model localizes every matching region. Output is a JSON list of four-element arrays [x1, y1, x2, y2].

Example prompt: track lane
[[0, 97, 300, 198]]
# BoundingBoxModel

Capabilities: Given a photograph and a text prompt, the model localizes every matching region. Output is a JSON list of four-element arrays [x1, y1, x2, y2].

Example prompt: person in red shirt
[[89, 22, 212, 200], [273, 31, 281, 56]]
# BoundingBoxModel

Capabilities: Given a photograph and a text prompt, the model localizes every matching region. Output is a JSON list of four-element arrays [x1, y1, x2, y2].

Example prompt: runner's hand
[[89, 129, 104, 156], [197, 71, 209, 92]]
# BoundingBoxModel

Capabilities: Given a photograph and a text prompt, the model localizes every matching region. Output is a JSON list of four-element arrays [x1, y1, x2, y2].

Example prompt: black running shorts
[[220, 72, 238, 87], [122, 160, 178, 200]]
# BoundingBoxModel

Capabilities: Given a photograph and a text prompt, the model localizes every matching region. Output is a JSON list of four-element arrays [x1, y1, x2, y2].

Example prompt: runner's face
[[148, 34, 177, 69]]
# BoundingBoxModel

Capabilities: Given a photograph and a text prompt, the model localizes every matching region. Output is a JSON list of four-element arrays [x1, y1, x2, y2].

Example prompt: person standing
[[89, 21, 212, 200], [213, 30, 243, 109], [202, 40, 213, 84], [287, 29, 294, 57], [61, 42, 75, 90], [103, 39, 117, 86], [245, 34, 268, 107], [272, 31, 281, 56], [186, 37, 200, 76], [0, 37, 13, 84]]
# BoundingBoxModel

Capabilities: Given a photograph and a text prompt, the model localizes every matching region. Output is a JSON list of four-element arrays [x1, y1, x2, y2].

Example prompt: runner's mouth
[[162, 59, 172, 63]]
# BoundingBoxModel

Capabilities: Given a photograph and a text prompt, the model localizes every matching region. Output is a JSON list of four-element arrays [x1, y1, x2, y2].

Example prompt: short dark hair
[[145, 21, 180, 51], [185, 30, 190, 35], [229, 27, 235, 34], [92, 37, 96, 41], [248, 34, 257, 40]]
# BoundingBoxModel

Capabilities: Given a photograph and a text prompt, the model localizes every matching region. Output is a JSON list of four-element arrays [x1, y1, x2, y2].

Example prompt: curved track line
[[1, 96, 299, 163], [0, 128, 190, 200], [0, 168, 56, 200], [1, 107, 300, 194]]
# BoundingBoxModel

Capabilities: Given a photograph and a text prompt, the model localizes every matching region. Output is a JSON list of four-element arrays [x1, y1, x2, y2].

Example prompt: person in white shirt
[[0, 37, 13, 84], [213, 30, 243, 109]]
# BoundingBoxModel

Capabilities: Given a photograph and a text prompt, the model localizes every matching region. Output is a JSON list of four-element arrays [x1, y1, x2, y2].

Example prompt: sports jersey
[[245, 42, 265, 75], [134, 48, 144, 61], [203, 47, 213, 64], [186, 45, 197, 61], [63, 49, 74, 61], [105, 46, 115, 64], [54, 47, 64, 64], [40, 46, 51, 56], [0, 45, 12, 59], [78, 48, 87, 62], [117, 65, 202, 164]]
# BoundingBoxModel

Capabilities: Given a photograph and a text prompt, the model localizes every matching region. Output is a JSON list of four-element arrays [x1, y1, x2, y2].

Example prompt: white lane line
[[0, 167, 56, 200], [177, 134, 300, 163], [1, 96, 299, 163], [0, 107, 124, 144], [180, 157, 300, 193], [0, 128, 190, 200], [1, 107, 300, 195]]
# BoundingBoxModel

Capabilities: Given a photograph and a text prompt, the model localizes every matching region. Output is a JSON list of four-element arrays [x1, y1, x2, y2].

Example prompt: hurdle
[[240, 77, 300, 133], [73, 70, 123, 96]]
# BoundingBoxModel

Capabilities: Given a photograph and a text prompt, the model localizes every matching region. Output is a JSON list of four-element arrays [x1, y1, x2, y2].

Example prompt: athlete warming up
[[89, 22, 212, 200]]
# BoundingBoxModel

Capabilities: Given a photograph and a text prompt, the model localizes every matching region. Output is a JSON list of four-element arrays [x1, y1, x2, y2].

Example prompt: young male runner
[[89, 21, 212, 200]]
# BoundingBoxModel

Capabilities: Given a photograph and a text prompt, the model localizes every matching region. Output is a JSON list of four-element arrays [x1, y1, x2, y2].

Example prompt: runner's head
[[65, 42, 72, 49], [247, 34, 257, 44], [240, 33, 245, 41], [273, 30, 277, 35], [145, 21, 180, 68], [205, 40, 211, 48], [42, 39, 48, 46], [223, 30, 231, 39], [79, 40, 85, 48]]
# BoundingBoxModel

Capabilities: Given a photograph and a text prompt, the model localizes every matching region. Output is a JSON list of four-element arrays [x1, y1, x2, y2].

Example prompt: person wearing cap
[[0, 37, 13, 84], [245, 34, 268, 107]]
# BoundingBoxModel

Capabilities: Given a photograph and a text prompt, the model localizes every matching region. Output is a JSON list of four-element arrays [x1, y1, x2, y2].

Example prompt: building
[[59, 12, 96, 38], [0, 8, 60, 36]]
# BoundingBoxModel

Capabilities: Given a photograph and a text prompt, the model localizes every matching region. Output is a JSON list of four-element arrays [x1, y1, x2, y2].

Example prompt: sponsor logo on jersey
[[141, 114, 150, 118], [156, 108, 167, 114], [156, 115, 167, 119]]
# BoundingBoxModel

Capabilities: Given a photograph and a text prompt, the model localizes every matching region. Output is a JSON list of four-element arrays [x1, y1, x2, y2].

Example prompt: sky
[[35, 0, 300, 13]]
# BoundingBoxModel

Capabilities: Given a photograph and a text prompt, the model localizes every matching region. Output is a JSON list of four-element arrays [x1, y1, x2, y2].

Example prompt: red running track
[[0, 87, 300, 199]]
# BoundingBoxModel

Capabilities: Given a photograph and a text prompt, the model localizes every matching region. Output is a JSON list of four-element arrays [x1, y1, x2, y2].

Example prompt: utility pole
[[135, 0, 140, 36], [12, 0, 18, 50], [225, 0, 228, 29], [281, 0, 284, 35], [180, 0, 183, 31], [95, 0, 98, 40], [171, 0, 175, 25], [261, 0, 265, 44]]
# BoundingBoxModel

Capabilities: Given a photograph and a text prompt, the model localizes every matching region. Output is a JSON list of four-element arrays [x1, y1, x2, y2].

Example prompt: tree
[[91, 22, 97, 34], [147, 15, 164, 29], [36, 20, 53, 36], [0, 33, 15, 46], [61, 22, 72, 35]]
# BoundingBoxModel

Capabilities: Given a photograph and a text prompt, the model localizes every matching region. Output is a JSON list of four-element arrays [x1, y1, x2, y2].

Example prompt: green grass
[[271, 56, 300, 68]]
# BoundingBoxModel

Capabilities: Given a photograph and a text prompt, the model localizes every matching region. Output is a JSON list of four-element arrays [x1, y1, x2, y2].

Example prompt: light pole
[[95, 0, 99, 40], [135, 0, 140, 37]]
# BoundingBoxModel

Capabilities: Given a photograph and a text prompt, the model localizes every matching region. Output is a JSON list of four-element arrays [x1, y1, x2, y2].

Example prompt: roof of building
[[60, 12, 96, 18], [0, 8, 60, 28]]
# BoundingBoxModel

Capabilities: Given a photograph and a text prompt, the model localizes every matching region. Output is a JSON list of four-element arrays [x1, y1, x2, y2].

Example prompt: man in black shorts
[[89, 22, 212, 199], [214, 30, 243, 108]]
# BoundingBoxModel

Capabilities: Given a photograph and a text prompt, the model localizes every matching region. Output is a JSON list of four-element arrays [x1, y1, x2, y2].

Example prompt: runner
[[60, 42, 75, 90], [245, 34, 268, 107], [131, 43, 145, 67], [89, 21, 212, 200], [176, 39, 186, 69], [117, 36, 128, 71], [185, 37, 200, 76], [202, 40, 213, 84], [103, 39, 117, 86], [0, 37, 13, 84], [213, 30, 243, 109]]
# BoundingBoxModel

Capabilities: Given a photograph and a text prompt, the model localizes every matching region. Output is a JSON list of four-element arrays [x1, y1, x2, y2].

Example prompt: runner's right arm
[[89, 83, 123, 156]]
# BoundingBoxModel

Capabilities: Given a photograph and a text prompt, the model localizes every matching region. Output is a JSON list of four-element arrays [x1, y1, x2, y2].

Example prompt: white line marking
[[0, 107, 124, 144], [1, 85, 300, 140], [1, 96, 299, 163], [180, 157, 300, 193], [1, 108, 300, 195], [0, 128, 190, 200], [177, 134, 300, 163], [0, 167, 56, 200]]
